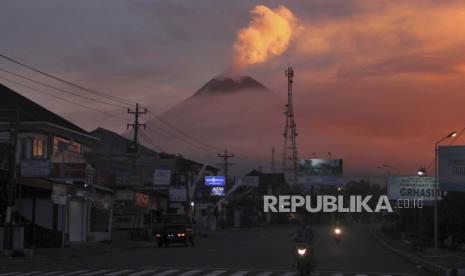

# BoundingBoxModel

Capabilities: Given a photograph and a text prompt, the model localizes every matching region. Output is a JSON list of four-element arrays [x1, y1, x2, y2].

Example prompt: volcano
[[141, 75, 284, 171], [192, 76, 269, 97]]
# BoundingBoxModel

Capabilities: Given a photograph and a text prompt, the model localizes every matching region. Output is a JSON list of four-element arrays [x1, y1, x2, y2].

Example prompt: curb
[[370, 229, 447, 276]]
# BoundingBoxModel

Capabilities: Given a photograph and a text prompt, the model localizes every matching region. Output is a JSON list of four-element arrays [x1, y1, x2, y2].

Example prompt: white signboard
[[388, 176, 441, 201], [169, 188, 187, 202], [153, 169, 171, 185], [235, 176, 259, 187], [51, 184, 67, 205], [438, 145, 465, 192], [21, 160, 50, 177]]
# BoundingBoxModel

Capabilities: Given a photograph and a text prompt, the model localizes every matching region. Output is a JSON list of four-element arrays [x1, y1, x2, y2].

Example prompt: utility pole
[[127, 103, 147, 151], [217, 150, 234, 228], [4, 109, 19, 250], [282, 67, 299, 185], [218, 150, 234, 185]]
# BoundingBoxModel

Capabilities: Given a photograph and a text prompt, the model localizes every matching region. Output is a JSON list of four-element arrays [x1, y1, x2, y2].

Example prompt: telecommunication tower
[[282, 67, 299, 185]]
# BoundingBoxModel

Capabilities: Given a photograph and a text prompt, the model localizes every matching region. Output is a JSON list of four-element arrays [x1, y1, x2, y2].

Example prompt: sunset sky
[[2, 0, 465, 177]]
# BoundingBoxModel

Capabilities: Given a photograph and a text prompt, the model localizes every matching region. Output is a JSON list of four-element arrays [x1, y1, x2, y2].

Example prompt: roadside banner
[[438, 145, 465, 192], [211, 186, 225, 196], [387, 176, 441, 202], [205, 176, 225, 186]]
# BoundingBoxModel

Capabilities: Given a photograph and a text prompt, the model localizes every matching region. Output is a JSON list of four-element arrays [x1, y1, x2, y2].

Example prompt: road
[[0, 224, 433, 275]]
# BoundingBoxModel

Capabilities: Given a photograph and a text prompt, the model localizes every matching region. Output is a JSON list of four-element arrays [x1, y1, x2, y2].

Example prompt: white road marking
[[103, 270, 136, 275], [127, 270, 158, 276], [37, 272, 65, 276], [203, 270, 226, 276], [229, 271, 249, 276], [153, 270, 180, 276], [177, 270, 203, 276], [59, 270, 90, 276], [79, 270, 112, 276], [255, 272, 272, 276]]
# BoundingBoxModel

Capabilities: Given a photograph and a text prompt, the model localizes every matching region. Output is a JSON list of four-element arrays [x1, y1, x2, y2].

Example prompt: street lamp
[[434, 131, 456, 250], [417, 167, 427, 177]]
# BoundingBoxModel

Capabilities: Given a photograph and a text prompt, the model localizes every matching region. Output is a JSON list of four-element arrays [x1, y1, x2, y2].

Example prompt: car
[[155, 215, 195, 247]]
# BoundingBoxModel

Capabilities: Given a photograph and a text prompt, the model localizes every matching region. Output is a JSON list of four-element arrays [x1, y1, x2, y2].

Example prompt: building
[[0, 84, 113, 248], [226, 170, 288, 226], [86, 127, 219, 240]]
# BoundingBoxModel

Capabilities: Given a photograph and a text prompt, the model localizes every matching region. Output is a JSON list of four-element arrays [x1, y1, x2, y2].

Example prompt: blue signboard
[[205, 176, 225, 186]]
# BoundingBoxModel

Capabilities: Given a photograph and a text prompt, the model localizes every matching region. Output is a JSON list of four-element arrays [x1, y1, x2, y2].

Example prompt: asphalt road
[[0, 224, 434, 275]]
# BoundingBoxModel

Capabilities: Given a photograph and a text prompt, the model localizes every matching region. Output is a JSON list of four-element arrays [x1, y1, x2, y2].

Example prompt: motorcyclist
[[295, 222, 314, 244], [293, 222, 315, 274]]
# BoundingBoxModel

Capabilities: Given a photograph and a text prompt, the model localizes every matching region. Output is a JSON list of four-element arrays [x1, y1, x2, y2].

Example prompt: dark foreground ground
[[0, 224, 433, 275]]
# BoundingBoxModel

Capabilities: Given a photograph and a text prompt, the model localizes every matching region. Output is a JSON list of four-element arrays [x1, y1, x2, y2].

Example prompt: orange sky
[[2, 0, 465, 176]]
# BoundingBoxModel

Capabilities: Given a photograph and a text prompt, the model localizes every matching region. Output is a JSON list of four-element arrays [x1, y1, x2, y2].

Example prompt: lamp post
[[417, 167, 427, 177], [434, 131, 456, 250]]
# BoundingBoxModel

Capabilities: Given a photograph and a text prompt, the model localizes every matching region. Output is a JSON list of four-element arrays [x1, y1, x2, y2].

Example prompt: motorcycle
[[294, 242, 314, 276], [332, 227, 342, 244]]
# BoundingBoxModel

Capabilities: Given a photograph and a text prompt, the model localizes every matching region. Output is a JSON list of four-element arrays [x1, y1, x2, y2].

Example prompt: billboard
[[387, 176, 441, 202], [235, 176, 259, 187], [205, 176, 225, 186], [153, 169, 171, 185], [438, 145, 465, 192], [298, 159, 344, 186], [210, 186, 225, 196]]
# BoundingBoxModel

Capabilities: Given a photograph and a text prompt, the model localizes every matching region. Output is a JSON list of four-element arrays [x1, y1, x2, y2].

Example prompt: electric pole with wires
[[127, 103, 147, 155], [218, 150, 234, 186]]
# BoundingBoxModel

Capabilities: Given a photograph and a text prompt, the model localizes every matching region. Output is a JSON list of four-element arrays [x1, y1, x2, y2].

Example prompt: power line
[[0, 54, 260, 164], [0, 67, 128, 109], [145, 110, 223, 152], [0, 76, 128, 122], [0, 53, 135, 106], [139, 132, 164, 152], [143, 124, 217, 156], [145, 109, 256, 160]]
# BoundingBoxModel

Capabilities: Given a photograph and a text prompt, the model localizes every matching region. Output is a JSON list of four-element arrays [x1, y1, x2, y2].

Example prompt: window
[[21, 137, 46, 160], [53, 136, 82, 155], [32, 138, 45, 158]]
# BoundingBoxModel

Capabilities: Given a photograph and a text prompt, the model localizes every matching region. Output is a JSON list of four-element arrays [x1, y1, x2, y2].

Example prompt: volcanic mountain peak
[[193, 75, 269, 97]]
